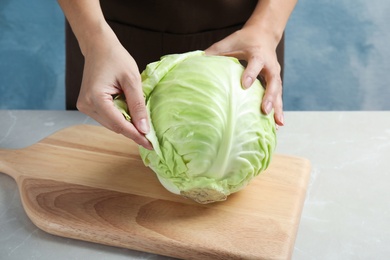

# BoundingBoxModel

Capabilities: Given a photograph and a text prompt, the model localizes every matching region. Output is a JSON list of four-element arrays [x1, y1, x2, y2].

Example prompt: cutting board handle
[[0, 148, 19, 180], [17, 176, 148, 253]]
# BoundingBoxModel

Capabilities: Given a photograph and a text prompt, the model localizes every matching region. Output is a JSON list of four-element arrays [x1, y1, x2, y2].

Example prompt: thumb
[[204, 44, 219, 56], [129, 98, 150, 135], [122, 76, 150, 135]]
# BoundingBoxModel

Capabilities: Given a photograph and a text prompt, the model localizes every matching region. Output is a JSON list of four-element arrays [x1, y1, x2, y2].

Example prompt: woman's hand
[[205, 27, 284, 126], [58, 0, 152, 149], [205, 0, 298, 127], [77, 29, 152, 149]]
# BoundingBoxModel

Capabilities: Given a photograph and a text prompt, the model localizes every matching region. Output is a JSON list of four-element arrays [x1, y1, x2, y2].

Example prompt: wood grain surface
[[0, 124, 311, 260]]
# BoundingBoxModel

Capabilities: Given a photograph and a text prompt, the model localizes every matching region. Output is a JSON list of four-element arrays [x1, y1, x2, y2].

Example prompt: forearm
[[57, 0, 118, 56], [244, 0, 298, 47]]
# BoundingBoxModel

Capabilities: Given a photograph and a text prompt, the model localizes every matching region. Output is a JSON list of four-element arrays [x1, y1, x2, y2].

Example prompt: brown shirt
[[100, 0, 257, 33], [65, 1, 283, 109]]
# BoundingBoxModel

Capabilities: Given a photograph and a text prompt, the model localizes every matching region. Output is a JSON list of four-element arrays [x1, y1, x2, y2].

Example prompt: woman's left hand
[[205, 26, 284, 127]]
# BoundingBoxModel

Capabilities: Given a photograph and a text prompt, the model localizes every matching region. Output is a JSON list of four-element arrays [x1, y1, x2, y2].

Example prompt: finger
[[242, 55, 264, 89], [120, 72, 150, 135], [261, 70, 283, 120], [77, 92, 152, 149], [273, 93, 284, 126], [94, 97, 153, 149]]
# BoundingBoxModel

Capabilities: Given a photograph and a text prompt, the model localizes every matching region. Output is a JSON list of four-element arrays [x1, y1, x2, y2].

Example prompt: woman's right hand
[[57, 0, 152, 149], [76, 27, 152, 150]]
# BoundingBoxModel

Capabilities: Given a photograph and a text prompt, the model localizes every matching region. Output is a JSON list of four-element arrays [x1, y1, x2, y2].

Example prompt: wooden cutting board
[[0, 124, 311, 260]]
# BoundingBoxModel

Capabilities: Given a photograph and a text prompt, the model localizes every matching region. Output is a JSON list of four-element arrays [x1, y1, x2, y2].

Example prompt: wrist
[[77, 22, 119, 57], [244, 0, 297, 48], [242, 23, 282, 50], [58, 0, 119, 57]]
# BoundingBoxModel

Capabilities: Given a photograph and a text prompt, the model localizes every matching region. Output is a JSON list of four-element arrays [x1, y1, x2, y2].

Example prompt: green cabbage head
[[115, 51, 276, 204]]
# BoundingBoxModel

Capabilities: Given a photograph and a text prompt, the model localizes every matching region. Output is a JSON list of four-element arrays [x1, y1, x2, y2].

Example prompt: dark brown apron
[[65, 0, 284, 109]]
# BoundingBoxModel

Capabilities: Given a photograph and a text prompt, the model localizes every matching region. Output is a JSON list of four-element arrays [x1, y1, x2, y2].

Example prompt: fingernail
[[138, 118, 149, 134], [144, 141, 154, 150], [264, 101, 273, 114], [278, 113, 284, 126], [243, 76, 253, 89]]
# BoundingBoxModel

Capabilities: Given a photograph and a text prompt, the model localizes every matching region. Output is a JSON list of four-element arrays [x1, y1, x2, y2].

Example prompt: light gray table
[[1, 110, 390, 260]]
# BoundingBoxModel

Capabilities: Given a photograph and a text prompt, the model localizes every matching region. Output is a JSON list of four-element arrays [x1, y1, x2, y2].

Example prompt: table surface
[[1, 110, 390, 260]]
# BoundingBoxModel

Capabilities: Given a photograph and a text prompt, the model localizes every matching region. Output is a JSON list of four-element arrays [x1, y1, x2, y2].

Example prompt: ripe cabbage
[[115, 51, 276, 203]]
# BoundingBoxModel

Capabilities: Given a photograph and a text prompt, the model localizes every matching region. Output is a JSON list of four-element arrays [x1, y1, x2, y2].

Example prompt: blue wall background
[[0, 0, 65, 109], [284, 0, 390, 110], [1, 0, 389, 111]]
